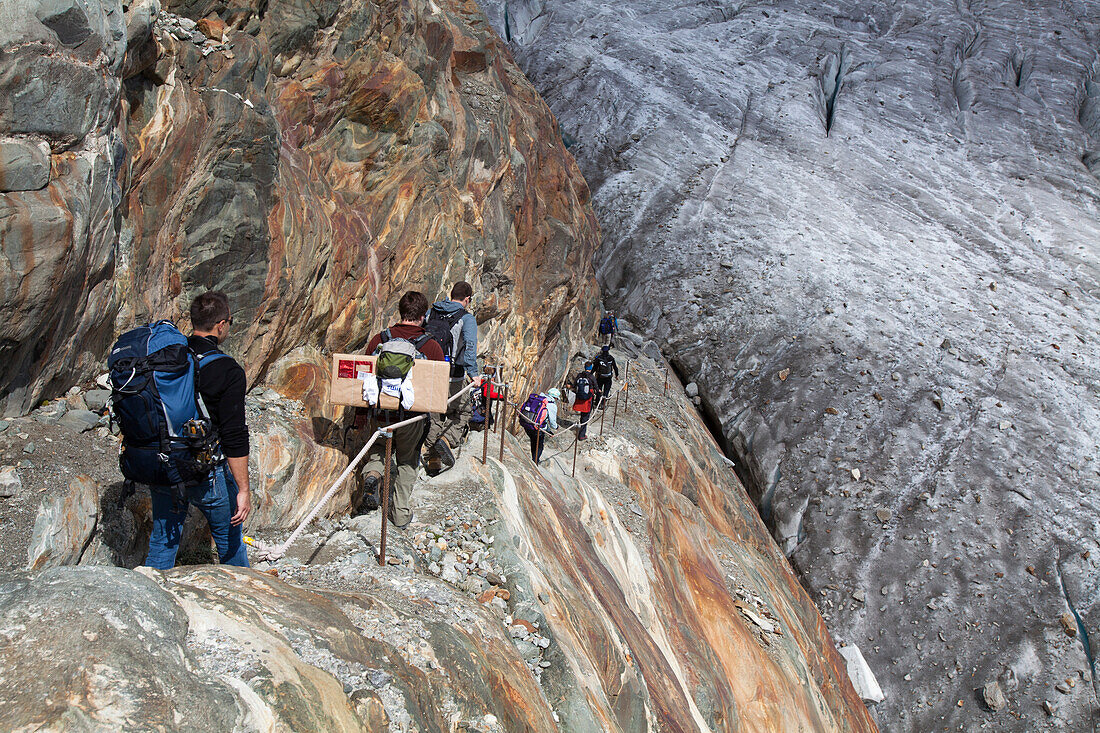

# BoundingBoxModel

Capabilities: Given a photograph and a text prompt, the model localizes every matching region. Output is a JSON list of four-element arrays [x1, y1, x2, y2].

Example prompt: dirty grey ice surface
[[478, 0, 1100, 728]]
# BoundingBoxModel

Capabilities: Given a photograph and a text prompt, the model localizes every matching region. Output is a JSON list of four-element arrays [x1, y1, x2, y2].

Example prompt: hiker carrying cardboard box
[[350, 291, 444, 529]]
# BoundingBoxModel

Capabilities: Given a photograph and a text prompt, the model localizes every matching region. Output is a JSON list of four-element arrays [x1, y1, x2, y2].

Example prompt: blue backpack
[[599, 316, 615, 335], [108, 321, 227, 497]]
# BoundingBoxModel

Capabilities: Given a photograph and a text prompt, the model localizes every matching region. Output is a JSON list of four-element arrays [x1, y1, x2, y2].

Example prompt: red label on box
[[338, 359, 374, 378]]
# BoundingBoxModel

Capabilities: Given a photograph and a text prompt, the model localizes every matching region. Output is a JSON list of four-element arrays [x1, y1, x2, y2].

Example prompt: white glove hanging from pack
[[362, 374, 380, 406], [399, 379, 415, 410]]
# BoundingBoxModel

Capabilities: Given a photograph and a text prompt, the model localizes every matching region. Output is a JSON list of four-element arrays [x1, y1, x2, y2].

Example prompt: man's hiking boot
[[358, 472, 381, 513], [434, 438, 456, 470]]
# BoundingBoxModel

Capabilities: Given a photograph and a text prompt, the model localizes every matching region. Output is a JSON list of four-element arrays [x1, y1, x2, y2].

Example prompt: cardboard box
[[329, 353, 451, 413]]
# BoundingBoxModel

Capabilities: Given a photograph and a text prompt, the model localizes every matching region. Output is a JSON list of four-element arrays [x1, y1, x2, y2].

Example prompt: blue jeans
[[145, 464, 249, 569]]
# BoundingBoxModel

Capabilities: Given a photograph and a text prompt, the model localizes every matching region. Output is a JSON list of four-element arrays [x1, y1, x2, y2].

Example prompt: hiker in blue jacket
[[424, 281, 479, 473], [599, 310, 619, 347]]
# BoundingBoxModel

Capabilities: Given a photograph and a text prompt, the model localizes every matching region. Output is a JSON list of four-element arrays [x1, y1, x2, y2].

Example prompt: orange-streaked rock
[[122, 0, 599, 397]]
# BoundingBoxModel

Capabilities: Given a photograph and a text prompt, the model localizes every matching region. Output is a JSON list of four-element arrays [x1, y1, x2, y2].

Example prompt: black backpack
[[575, 373, 594, 401], [424, 305, 466, 378], [595, 354, 615, 378]]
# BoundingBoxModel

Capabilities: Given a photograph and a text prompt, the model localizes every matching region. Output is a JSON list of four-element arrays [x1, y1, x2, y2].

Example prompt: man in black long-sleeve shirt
[[145, 291, 251, 569], [593, 345, 619, 410]]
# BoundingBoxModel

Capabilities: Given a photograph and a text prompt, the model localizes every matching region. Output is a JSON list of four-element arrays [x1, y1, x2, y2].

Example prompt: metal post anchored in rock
[[510, 380, 524, 434], [572, 432, 579, 477], [482, 401, 489, 464], [624, 362, 631, 415], [663, 367, 668, 395], [378, 431, 393, 567], [499, 385, 508, 462], [613, 388, 620, 428], [600, 396, 607, 437]]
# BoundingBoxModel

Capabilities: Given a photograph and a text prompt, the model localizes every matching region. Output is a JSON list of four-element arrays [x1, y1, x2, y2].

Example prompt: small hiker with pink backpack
[[518, 388, 560, 464]]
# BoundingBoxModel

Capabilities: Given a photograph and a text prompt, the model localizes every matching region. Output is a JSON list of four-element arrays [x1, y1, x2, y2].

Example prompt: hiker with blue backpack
[[520, 388, 560, 464], [598, 311, 618, 347], [353, 290, 445, 528], [109, 291, 251, 569], [423, 281, 479, 474]]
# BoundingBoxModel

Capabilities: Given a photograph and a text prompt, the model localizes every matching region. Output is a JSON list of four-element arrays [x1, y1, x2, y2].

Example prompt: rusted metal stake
[[509, 382, 521, 434], [600, 397, 607, 437], [378, 431, 393, 566], [613, 389, 620, 428], [499, 386, 507, 462], [624, 362, 631, 415], [663, 367, 668, 395], [572, 433, 579, 477], [481, 400, 489, 464]]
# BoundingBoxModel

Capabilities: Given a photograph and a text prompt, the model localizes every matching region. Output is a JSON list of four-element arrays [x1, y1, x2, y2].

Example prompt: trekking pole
[[499, 385, 508, 462], [378, 430, 394, 566]]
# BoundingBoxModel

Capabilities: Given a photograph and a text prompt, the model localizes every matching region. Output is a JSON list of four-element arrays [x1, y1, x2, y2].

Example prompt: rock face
[[118, 0, 600, 391], [0, 0, 599, 414], [0, 348, 876, 731], [0, 0, 125, 415], [480, 0, 1100, 728]]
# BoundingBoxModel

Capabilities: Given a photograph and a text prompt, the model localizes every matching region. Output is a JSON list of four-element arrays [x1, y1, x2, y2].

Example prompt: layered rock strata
[[119, 0, 600, 390], [0, 0, 600, 413], [481, 0, 1100, 728]]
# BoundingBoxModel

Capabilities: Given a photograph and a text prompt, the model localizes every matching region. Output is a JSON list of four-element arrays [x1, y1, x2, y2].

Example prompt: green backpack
[[374, 329, 431, 379]]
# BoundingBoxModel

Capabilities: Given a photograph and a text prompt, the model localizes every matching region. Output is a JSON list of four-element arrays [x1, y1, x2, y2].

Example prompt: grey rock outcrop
[[0, 566, 246, 730], [0, 0, 126, 415], [0, 565, 559, 730], [484, 0, 1100, 728], [0, 138, 50, 192]]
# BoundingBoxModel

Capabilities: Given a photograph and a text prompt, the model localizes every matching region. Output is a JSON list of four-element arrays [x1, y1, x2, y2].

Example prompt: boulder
[[32, 401, 67, 424], [0, 138, 50, 192], [83, 388, 111, 412], [982, 680, 1008, 712], [59, 409, 101, 432], [0, 565, 558, 730], [36, 0, 94, 47], [840, 645, 885, 705], [26, 474, 99, 570], [0, 465, 20, 498]]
